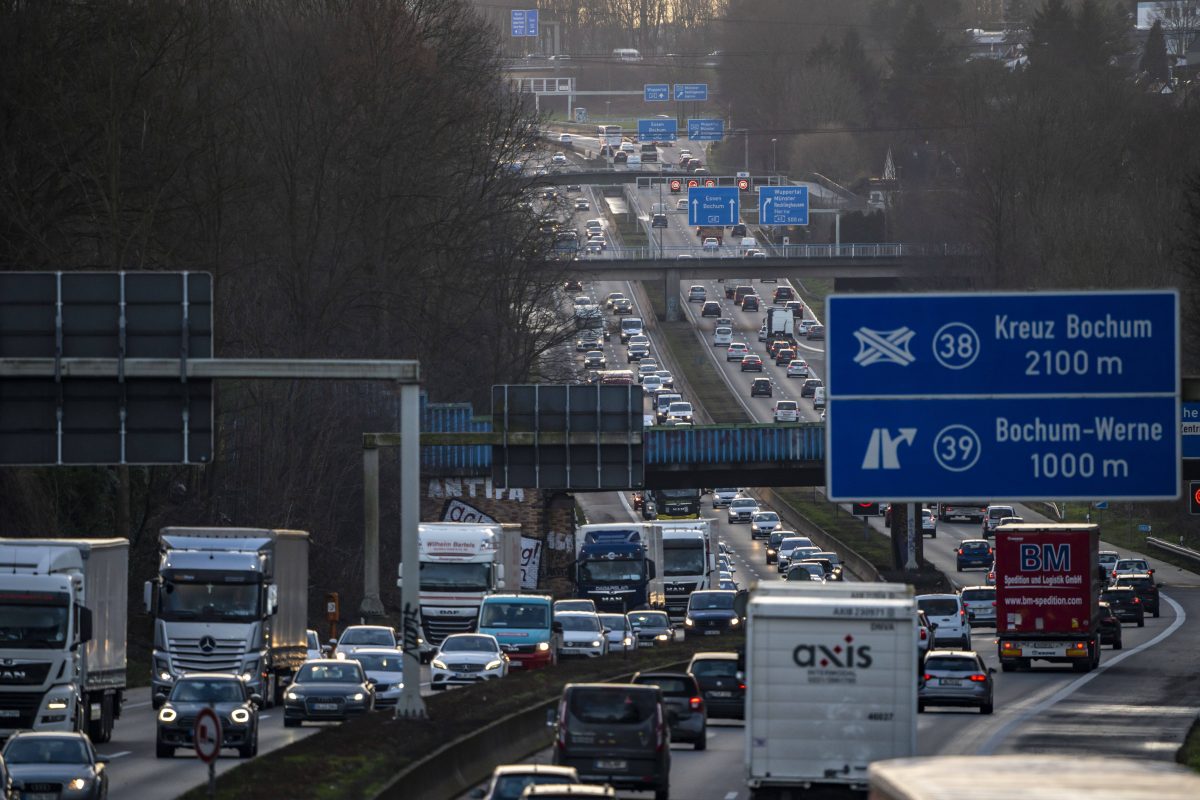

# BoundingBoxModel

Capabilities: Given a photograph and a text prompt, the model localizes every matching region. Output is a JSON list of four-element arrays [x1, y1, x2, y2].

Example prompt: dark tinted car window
[[768, 532, 785, 547], [924, 656, 979, 672], [494, 775, 574, 800], [172, 680, 245, 703], [690, 659, 737, 677], [569, 688, 656, 724], [918, 598, 960, 616], [961, 542, 990, 554], [689, 593, 734, 610], [1101, 589, 1136, 601], [3, 738, 89, 764], [633, 676, 692, 695], [960, 589, 995, 602]]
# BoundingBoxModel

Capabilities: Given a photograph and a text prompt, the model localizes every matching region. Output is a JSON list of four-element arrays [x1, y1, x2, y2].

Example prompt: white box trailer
[[746, 584, 918, 798]]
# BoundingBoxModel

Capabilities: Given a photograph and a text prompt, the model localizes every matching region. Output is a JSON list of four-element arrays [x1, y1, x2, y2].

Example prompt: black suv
[[1098, 601, 1123, 649], [750, 378, 772, 397], [1099, 586, 1145, 627], [687, 652, 744, 720], [731, 223, 748, 238], [765, 530, 786, 564], [1113, 574, 1160, 617]]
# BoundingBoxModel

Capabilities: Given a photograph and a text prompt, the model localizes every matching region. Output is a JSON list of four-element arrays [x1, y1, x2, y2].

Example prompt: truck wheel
[[1153, 609, 1160, 618], [1000, 661, 1016, 673], [917, 701, 926, 713], [1072, 660, 1092, 673], [1113, 637, 1123, 650], [655, 789, 669, 800], [694, 733, 707, 751]]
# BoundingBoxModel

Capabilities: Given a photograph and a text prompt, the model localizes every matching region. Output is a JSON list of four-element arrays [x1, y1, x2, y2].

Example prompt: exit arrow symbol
[[762, 197, 772, 223]]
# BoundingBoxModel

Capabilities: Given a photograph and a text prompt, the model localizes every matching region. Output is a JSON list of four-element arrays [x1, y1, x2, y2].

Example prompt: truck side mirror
[[545, 707, 557, 727], [78, 607, 94, 644], [267, 584, 279, 616], [143, 581, 153, 614], [496, 564, 506, 585]]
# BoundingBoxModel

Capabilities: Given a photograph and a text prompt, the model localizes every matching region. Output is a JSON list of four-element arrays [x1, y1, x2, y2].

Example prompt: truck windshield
[[479, 603, 548, 628], [662, 543, 705, 577], [0, 593, 70, 649], [160, 581, 260, 622], [419, 562, 491, 592], [579, 561, 643, 582]]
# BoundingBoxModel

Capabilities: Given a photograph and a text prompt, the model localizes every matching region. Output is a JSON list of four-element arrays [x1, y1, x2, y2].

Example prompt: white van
[[713, 326, 732, 347], [612, 48, 642, 62], [812, 387, 826, 409]]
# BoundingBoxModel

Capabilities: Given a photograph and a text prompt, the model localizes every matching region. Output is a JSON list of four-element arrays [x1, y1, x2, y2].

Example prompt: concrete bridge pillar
[[664, 267, 681, 321]]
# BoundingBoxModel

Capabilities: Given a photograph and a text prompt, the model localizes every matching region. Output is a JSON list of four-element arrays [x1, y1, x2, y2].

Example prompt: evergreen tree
[[1140, 19, 1170, 82], [1028, 0, 1076, 76]]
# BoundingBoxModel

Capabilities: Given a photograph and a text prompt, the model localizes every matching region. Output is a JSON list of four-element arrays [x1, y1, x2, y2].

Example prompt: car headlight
[[485, 660, 504, 671], [46, 696, 70, 710], [350, 693, 364, 702], [536, 642, 550, 652], [685, 618, 694, 627], [591, 640, 601, 648], [286, 691, 299, 702], [623, 637, 633, 646], [656, 633, 669, 641], [158, 707, 177, 723], [730, 617, 740, 626], [335, 651, 346, 660], [431, 659, 447, 670], [67, 778, 89, 791], [230, 708, 251, 724]]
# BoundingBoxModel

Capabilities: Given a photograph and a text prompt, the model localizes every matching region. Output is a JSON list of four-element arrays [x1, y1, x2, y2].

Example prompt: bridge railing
[[574, 243, 974, 260]]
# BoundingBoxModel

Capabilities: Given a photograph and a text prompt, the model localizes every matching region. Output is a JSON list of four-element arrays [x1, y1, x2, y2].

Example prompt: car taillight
[[922, 673, 932, 682], [556, 702, 568, 750], [957, 548, 964, 555], [1132, 597, 1140, 604], [969, 674, 988, 682], [1112, 570, 1118, 578], [991, 601, 997, 607], [920, 628, 928, 640], [689, 696, 703, 710], [738, 682, 746, 690], [655, 704, 666, 752]]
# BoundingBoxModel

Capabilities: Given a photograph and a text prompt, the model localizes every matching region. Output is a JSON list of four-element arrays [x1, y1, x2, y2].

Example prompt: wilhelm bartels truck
[[994, 523, 1102, 672], [146, 528, 309, 706], [399, 522, 522, 660], [0, 538, 128, 743], [745, 582, 917, 798]]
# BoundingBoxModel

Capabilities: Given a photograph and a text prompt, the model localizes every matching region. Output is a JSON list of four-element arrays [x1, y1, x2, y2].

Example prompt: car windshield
[[779, 538, 808, 550], [479, 603, 548, 628], [171, 679, 245, 704], [440, 636, 497, 654], [669, 403, 691, 413], [340, 629, 394, 647], [297, 663, 362, 683], [354, 653, 404, 671], [419, 561, 492, 592], [556, 615, 601, 632], [1117, 560, 1147, 570], [731, 499, 756, 509], [754, 513, 779, 522], [628, 612, 668, 628], [569, 688, 656, 724], [925, 656, 979, 672], [689, 593, 734, 611], [918, 598, 960, 617], [3, 737, 89, 764], [689, 659, 737, 677]]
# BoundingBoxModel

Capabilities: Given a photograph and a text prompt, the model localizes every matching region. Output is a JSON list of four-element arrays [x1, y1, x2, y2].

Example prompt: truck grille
[[168, 636, 247, 672], [0, 662, 51, 686], [421, 617, 476, 646], [0, 691, 43, 729]]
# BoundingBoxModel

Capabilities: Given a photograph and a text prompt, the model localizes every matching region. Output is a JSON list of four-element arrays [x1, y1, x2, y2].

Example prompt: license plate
[[1031, 649, 1057, 657], [313, 702, 337, 710], [704, 629, 721, 635], [596, 759, 627, 770], [455, 673, 475, 679], [708, 690, 733, 697], [26, 794, 56, 800], [939, 678, 962, 686], [0, 709, 18, 718]]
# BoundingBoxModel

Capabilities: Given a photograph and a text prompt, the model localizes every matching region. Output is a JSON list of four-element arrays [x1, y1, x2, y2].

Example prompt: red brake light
[[556, 702, 568, 749], [922, 673, 932, 682], [655, 704, 665, 752], [969, 674, 988, 682], [689, 696, 703, 710], [920, 628, 928, 640], [738, 682, 746, 690], [1112, 570, 1118, 578], [957, 548, 964, 555], [1132, 597, 1140, 603]]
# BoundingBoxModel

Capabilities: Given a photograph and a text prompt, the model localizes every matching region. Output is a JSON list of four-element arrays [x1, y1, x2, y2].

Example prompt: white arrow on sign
[[762, 197, 772, 222], [691, 198, 699, 218], [728, 199, 736, 216]]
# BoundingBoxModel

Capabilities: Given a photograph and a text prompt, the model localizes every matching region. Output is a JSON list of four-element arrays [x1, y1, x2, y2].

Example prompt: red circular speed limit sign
[[737, 178, 749, 191], [704, 178, 716, 187], [686, 179, 699, 188], [670, 179, 681, 191], [194, 707, 222, 764]]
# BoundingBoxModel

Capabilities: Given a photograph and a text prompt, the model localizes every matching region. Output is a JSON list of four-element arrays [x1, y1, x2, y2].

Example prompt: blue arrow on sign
[[687, 186, 738, 226], [674, 83, 709, 101], [637, 118, 678, 142], [687, 119, 724, 141], [644, 84, 670, 102], [758, 185, 809, 225]]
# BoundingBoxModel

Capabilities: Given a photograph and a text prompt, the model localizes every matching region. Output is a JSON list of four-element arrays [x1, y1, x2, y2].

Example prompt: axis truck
[[0, 538, 128, 743], [146, 527, 308, 707]]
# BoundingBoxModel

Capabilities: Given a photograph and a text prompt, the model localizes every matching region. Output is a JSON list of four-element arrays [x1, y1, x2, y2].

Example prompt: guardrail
[[755, 487, 884, 583], [1146, 537, 1200, 567]]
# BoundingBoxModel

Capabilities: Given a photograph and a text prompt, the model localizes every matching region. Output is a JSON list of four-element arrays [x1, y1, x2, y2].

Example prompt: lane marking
[[103, 750, 132, 759], [976, 592, 1188, 755], [125, 701, 151, 710]]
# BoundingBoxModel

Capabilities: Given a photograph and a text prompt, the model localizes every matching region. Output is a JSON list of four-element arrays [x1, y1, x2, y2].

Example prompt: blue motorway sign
[[510, 10, 538, 37], [674, 83, 708, 101], [826, 291, 1178, 397], [759, 186, 809, 225], [637, 118, 678, 142], [826, 396, 1180, 501], [687, 186, 738, 226], [687, 118, 724, 141], [1184, 402, 1200, 458], [644, 84, 670, 102]]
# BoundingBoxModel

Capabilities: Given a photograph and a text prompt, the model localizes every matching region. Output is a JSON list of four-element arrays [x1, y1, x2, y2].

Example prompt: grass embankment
[[179, 635, 744, 800], [656, 322, 750, 425], [1179, 718, 1200, 773], [1045, 503, 1199, 576]]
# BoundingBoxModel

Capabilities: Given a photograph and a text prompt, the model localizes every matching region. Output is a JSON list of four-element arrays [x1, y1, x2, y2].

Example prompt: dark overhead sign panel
[[0, 271, 213, 465]]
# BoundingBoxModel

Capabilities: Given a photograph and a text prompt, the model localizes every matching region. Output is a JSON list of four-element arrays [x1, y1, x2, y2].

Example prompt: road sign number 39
[[934, 425, 981, 472]]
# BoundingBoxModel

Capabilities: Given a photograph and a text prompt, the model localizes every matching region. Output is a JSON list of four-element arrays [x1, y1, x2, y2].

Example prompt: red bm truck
[[994, 523, 1101, 673]]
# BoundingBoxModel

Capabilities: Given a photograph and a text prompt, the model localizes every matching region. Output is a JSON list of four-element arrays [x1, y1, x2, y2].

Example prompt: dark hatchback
[[765, 531, 786, 564], [1113, 574, 1160, 617], [630, 671, 707, 750], [156, 673, 261, 758], [956, 539, 994, 570], [687, 652, 744, 719], [742, 294, 760, 311], [684, 590, 742, 636], [1098, 602, 1123, 649], [750, 378, 772, 397], [552, 683, 670, 800], [1099, 587, 1145, 627], [283, 659, 375, 726]]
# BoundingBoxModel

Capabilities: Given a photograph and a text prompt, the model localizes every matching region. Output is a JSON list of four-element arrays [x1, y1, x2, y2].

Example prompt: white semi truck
[[146, 527, 309, 707], [657, 519, 719, 620], [0, 538, 128, 743], [745, 582, 918, 798], [399, 522, 522, 660]]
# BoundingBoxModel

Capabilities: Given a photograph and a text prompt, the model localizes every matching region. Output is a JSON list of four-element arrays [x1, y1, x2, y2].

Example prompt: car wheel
[[655, 790, 669, 800], [980, 701, 994, 715], [1113, 636, 1123, 650], [929, 531, 936, 538], [917, 701, 926, 713], [1153, 609, 1160, 618], [238, 736, 258, 758], [1137, 618, 1145, 627], [155, 741, 174, 759], [694, 731, 707, 751], [284, 717, 300, 728]]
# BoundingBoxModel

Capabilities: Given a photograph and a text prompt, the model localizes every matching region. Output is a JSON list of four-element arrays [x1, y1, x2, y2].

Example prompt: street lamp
[[771, 139, 777, 174]]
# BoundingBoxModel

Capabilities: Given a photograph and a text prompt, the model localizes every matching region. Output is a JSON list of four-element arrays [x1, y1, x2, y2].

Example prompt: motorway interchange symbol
[[852, 326, 916, 367]]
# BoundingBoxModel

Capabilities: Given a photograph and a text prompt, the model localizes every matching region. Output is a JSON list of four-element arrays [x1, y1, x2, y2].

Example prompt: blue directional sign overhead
[[825, 290, 1180, 502], [759, 186, 809, 225], [674, 83, 708, 101], [644, 84, 670, 102], [1184, 403, 1200, 459], [637, 118, 678, 142], [687, 119, 724, 141], [510, 9, 538, 37], [687, 186, 738, 226], [827, 397, 1179, 501]]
